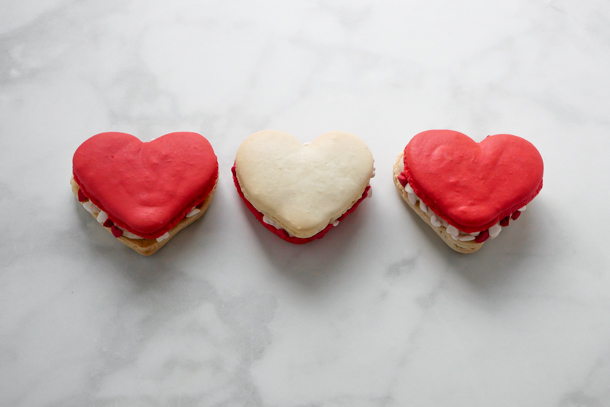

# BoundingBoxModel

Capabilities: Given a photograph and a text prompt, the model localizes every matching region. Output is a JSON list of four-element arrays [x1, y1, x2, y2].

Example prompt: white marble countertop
[[2, 0, 610, 406]]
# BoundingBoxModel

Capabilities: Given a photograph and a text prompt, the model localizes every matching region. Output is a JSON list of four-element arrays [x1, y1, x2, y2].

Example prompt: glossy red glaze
[[404, 130, 543, 233], [73, 132, 218, 239]]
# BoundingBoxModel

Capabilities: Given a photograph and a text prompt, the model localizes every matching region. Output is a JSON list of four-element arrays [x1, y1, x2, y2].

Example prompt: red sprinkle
[[397, 173, 408, 187], [103, 219, 114, 228], [511, 211, 521, 220], [475, 230, 490, 243], [77, 189, 88, 202], [111, 226, 123, 238], [500, 216, 510, 227]]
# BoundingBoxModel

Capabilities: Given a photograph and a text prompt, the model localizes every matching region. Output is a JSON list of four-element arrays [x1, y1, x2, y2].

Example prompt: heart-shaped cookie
[[73, 132, 218, 240], [404, 130, 543, 232], [234, 130, 374, 241], [394, 130, 543, 253]]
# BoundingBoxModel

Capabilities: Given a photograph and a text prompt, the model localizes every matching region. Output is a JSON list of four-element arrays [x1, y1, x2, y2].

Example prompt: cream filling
[[262, 215, 288, 232], [398, 159, 525, 242], [80, 196, 198, 242], [186, 207, 201, 217]]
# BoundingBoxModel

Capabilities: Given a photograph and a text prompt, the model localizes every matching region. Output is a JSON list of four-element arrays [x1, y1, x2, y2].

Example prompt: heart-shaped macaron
[[403, 130, 543, 233], [73, 132, 218, 239], [233, 130, 374, 242]]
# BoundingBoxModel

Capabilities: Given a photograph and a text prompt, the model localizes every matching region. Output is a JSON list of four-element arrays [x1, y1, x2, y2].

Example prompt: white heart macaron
[[233, 130, 374, 242]]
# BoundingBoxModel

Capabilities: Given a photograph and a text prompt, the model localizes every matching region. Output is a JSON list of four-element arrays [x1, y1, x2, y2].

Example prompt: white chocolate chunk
[[122, 229, 144, 239], [419, 201, 428, 214], [97, 211, 108, 224], [458, 235, 476, 241], [186, 207, 201, 218], [156, 232, 170, 242], [489, 223, 502, 239], [82, 201, 100, 214], [430, 215, 441, 227], [407, 192, 417, 206], [446, 225, 459, 237]]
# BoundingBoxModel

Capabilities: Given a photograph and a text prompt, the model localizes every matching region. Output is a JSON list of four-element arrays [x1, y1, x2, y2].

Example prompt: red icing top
[[232, 165, 369, 244], [404, 130, 543, 233], [73, 132, 218, 239]]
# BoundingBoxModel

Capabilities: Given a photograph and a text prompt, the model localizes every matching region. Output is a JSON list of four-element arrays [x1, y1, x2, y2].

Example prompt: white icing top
[[235, 130, 374, 238]]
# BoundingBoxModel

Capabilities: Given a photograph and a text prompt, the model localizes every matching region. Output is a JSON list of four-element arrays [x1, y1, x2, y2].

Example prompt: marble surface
[[1, 0, 610, 406]]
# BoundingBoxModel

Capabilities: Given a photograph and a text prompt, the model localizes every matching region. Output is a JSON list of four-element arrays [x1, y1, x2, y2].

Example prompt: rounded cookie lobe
[[235, 130, 374, 238], [404, 130, 543, 233], [73, 132, 218, 239]]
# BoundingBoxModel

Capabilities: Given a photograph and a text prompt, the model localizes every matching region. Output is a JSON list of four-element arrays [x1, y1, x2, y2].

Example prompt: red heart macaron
[[402, 130, 543, 233], [73, 132, 218, 240]]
